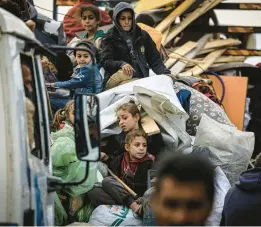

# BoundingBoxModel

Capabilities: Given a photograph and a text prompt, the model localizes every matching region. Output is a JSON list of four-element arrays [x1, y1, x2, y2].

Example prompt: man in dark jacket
[[100, 2, 170, 87], [220, 152, 261, 226]]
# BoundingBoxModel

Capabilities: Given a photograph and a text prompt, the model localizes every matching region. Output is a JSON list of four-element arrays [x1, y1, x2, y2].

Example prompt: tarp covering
[[97, 75, 192, 152]]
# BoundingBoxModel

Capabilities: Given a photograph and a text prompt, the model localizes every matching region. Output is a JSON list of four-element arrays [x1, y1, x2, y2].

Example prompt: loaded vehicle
[[0, 7, 100, 226]]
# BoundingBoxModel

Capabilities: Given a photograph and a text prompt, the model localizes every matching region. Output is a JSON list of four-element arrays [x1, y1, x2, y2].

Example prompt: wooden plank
[[155, 0, 196, 33], [203, 38, 241, 50], [185, 25, 261, 33], [215, 3, 261, 10], [179, 49, 226, 76], [224, 49, 261, 56], [197, 39, 241, 55], [204, 75, 248, 131], [209, 62, 257, 72], [162, 26, 170, 45], [213, 56, 246, 63], [135, 0, 179, 13], [170, 34, 213, 75], [141, 114, 160, 136], [140, 6, 174, 15], [168, 55, 205, 64], [164, 0, 222, 46], [186, 56, 246, 67], [165, 41, 197, 68]]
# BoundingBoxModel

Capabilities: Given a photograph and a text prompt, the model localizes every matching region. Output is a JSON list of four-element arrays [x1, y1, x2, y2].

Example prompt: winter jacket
[[54, 63, 103, 94], [109, 153, 153, 197], [100, 2, 170, 82], [103, 130, 164, 160], [220, 167, 261, 226]]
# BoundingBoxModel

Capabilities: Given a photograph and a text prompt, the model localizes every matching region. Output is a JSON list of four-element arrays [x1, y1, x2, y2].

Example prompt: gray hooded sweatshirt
[[112, 2, 136, 39]]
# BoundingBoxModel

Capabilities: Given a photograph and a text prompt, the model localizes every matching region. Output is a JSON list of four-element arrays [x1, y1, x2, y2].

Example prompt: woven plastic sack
[[194, 114, 255, 185], [88, 205, 142, 226]]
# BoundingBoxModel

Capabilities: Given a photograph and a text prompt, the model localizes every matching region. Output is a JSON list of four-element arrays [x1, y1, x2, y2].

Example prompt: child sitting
[[88, 129, 154, 215], [46, 40, 103, 95], [101, 101, 164, 161]]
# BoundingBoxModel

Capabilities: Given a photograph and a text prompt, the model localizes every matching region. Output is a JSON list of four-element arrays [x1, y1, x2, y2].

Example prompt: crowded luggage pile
[[1, 0, 260, 226], [41, 1, 260, 226]]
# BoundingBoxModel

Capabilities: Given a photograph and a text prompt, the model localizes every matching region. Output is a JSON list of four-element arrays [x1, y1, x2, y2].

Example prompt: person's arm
[[144, 31, 171, 75], [100, 37, 127, 75], [54, 67, 90, 89]]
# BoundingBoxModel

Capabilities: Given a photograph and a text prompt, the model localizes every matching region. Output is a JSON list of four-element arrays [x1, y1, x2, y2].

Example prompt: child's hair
[[53, 101, 74, 130], [116, 100, 141, 118], [80, 5, 100, 21], [125, 129, 147, 146]]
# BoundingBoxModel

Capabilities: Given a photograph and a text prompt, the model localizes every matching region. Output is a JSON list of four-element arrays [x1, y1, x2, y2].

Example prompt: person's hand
[[100, 152, 109, 161], [151, 177, 157, 183], [121, 64, 135, 77], [46, 83, 54, 88], [25, 20, 36, 32], [71, 72, 76, 78]]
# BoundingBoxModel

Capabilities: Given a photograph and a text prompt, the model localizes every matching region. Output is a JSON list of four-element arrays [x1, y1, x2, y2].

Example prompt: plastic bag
[[194, 114, 255, 185], [88, 205, 142, 226]]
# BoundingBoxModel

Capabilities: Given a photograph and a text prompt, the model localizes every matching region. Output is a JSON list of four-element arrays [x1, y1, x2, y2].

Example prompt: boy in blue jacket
[[47, 40, 103, 94], [46, 41, 103, 114]]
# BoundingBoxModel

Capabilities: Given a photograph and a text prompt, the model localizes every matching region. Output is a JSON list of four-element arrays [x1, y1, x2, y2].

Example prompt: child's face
[[117, 110, 139, 132], [75, 50, 92, 66], [118, 11, 133, 32], [81, 10, 99, 32], [125, 136, 147, 160]]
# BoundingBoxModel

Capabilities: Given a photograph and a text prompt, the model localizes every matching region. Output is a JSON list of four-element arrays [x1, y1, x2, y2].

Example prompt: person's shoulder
[[111, 153, 124, 165], [96, 29, 105, 37], [103, 27, 117, 40], [74, 64, 92, 74], [136, 25, 149, 37], [223, 186, 237, 206]]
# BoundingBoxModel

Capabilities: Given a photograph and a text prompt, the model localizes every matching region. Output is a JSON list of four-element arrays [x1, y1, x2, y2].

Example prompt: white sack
[[88, 205, 142, 226], [194, 114, 255, 185]]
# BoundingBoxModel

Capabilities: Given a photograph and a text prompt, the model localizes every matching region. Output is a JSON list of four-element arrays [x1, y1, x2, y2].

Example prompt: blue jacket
[[221, 167, 261, 226], [54, 64, 103, 94]]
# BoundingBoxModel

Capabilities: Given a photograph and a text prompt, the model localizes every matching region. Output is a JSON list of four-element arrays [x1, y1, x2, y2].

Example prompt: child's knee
[[102, 176, 114, 189]]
